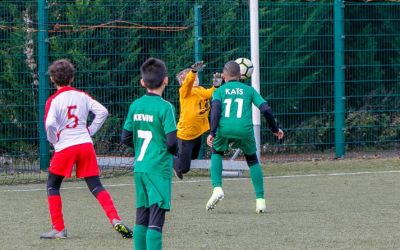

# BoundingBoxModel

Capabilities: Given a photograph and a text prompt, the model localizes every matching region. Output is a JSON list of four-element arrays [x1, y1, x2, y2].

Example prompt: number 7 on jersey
[[137, 130, 152, 161]]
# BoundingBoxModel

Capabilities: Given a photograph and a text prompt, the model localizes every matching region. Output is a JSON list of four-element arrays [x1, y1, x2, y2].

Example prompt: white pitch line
[[1, 170, 400, 193]]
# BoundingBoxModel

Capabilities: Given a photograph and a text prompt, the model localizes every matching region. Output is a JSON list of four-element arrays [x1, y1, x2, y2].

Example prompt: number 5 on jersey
[[66, 105, 78, 128], [137, 130, 152, 161]]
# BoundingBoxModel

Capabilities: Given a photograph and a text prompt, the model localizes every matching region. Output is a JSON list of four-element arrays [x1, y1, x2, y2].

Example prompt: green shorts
[[213, 134, 257, 155], [134, 172, 172, 211]]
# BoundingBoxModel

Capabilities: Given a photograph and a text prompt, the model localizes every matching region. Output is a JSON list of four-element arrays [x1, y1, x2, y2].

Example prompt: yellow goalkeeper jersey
[[177, 70, 215, 140]]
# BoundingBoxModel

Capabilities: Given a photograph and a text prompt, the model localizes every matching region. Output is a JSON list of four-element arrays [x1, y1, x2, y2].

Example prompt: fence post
[[194, 4, 205, 159], [194, 4, 203, 83], [334, 0, 345, 157], [38, 0, 50, 170]]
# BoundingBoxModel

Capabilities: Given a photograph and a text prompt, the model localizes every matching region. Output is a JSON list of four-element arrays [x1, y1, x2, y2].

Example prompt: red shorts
[[49, 143, 100, 178]]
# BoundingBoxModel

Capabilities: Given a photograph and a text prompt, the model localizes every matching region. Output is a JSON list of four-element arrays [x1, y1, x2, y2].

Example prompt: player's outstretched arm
[[273, 129, 284, 140], [180, 71, 197, 98], [258, 102, 284, 139], [181, 61, 206, 98], [199, 72, 223, 98], [212, 72, 223, 88], [191, 61, 205, 73]]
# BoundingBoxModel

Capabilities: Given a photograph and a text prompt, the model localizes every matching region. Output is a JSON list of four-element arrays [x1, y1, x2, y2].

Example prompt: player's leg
[[41, 146, 77, 239], [134, 172, 149, 249], [172, 139, 184, 179], [141, 173, 171, 249], [41, 172, 68, 239], [77, 143, 132, 238], [241, 137, 266, 213], [177, 136, 202, 173], [134, 207, 149, 250], [173, 137, 199, 179], [206, 136, 227, 210], [147, 204, 166, 250], [179, 136, 202, 174], [244, 154, 264, 200], [210, 148, 224, 188], [209, 135, 229, 189], [85, 176, 119, 222], [190, 135, 203, 161], [84, 176, 133, 238], [245, 153, 267, 213]]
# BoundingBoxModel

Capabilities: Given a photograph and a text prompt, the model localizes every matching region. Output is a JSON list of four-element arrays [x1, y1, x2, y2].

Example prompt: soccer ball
[[235, 57, 253, 81]]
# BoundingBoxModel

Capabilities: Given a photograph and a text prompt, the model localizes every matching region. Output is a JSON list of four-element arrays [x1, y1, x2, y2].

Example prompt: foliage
[[0, 0, 399, 158], [0, 2, 38, 155]]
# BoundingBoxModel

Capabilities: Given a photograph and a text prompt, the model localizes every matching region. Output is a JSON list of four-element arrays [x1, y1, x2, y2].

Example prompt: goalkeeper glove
[[191, 61, 205, 72], [212, 72, 223, 88]]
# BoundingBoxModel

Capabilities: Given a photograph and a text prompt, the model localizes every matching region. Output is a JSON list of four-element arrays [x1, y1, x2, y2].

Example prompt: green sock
[[249, 164, 264, 199], [147, 228, 162, 250], [210, 153, 223, 188], [133, 225, 147, 250]]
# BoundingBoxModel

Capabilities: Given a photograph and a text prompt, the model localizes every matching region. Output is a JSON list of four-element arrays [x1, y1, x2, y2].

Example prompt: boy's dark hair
[[48, 59, 75, 86], [223, 61, 241, 78], [140, 57, 167, 89]]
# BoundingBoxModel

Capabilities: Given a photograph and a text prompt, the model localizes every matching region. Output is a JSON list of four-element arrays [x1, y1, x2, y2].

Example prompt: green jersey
[[212, 80, 266, 138], [123, 94, 177, 178]]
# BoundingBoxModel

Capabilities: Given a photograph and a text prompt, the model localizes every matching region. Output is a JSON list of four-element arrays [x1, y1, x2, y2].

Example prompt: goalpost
[[250, 0, 261, 161], [189, 1, 261, 176]]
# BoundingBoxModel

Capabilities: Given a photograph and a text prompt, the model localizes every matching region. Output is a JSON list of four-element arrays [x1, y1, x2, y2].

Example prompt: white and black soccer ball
[[235, 57, 254, 81]]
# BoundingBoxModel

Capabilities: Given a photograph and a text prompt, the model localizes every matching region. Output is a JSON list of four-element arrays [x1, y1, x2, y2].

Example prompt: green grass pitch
[[0, 158, 399, 250]]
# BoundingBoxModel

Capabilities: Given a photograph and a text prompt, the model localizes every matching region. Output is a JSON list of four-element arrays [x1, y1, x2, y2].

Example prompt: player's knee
[[84, 176, 105, 197], [212, 148, 224, 156], [47, 172, 63, 196], [136, 207, 149, 226], [244, 153, 259, 167], [148, 204, 166, 232]]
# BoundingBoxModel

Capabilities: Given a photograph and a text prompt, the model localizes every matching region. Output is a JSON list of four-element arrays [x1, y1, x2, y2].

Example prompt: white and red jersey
[[44, 86, 108, 152]]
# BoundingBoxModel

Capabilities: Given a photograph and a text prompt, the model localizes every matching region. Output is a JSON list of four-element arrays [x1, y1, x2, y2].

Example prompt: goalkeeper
[[173, 61, 222, 179]]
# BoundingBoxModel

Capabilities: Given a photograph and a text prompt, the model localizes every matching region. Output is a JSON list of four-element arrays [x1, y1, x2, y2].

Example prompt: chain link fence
[[0, 1, 399, 183]]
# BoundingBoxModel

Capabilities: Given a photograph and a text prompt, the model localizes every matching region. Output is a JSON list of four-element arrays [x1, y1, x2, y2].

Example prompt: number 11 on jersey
[[223, 98, 243, 118]]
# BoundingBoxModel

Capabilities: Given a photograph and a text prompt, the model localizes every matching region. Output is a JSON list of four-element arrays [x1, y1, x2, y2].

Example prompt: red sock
[[48, 195, 65, 231], [96, 190, 120, 224]]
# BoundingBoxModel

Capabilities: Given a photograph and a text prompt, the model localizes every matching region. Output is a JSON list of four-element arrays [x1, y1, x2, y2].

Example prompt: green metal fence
[[0, 1, 399, 184], [345, 2, 400, 149]]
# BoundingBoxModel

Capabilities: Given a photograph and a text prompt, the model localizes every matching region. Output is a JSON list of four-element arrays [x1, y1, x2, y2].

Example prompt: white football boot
[[206, 187, 224, 210], [256, 198, 267, 213]]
